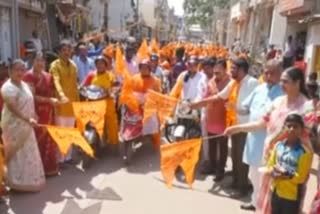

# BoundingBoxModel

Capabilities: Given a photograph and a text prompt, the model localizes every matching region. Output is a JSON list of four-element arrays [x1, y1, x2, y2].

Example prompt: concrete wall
[[87, 0, 106, 31], [269, 3, 287, 49], [0, 6, 12, 63], [305, 23, 320, 75], [108, 0, 134, 38], [139, 0, 156, 28]]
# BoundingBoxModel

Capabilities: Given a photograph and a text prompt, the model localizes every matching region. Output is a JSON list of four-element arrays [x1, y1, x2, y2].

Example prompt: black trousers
[[271, 191, 299, 214], [231, 132, 249, 192], [208, 133, 228, 175], [283, 56, 294, 69]]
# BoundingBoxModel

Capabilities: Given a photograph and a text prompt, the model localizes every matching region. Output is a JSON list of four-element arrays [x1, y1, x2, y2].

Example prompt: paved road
[[0, 144, 318, 214]]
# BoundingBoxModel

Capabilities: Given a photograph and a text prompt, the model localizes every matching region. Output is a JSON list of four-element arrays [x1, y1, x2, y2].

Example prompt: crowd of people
[[0, 33, 319, 214]]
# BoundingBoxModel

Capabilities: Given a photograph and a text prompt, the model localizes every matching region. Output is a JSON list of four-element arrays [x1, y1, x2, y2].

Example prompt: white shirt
[[30, 38, 42, 54], [177, 71, 207, 102], [218, 75, 259, 124], [125, 58, 139, 76]]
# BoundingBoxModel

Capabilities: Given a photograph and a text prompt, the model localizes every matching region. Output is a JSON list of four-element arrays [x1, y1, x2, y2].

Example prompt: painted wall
[[269, 4, 287, 49], [108, 0, 135, 38], [87, 0, 106, 31]]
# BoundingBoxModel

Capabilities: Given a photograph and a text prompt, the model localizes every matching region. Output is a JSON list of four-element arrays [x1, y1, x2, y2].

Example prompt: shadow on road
[[125, 143, 161, 174], [7, 151, 124, 214]]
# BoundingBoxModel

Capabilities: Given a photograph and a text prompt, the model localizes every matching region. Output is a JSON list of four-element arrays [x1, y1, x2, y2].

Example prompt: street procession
[[1, 0, 320, 213]]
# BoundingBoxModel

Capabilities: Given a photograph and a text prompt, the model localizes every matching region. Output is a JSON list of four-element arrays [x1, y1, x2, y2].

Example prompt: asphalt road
[[0, 143, 318, 214]]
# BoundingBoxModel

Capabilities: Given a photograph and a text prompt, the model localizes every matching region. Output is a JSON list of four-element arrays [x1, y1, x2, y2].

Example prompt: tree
[[183, 0, 230, 28]]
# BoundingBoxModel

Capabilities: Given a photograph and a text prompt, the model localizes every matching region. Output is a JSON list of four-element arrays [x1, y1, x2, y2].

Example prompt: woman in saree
[[1, 59, 45, 192], [23, 53, 59, 176], [81, 56, 119, 145], [224, 67, 315, 214]]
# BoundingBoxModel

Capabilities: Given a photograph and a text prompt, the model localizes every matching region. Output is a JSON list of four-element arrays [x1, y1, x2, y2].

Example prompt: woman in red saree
[[23, 53, 59, 176]]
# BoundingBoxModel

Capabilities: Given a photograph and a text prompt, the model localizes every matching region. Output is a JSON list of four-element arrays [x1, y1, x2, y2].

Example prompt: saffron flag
[[114, 45, 140, 113], [46, 126, 94, 158], [137, 38, 149, 62], [150, 38, 160, 55], [143, 90, 178, 129], [160, 139, 202, 188], [72, 100, 107, 138]]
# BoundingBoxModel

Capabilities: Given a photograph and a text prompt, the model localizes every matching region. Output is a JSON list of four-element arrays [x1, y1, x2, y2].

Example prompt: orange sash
[[226, 80, 239, 126]]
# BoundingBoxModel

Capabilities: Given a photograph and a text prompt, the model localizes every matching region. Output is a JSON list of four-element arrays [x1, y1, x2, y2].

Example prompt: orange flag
[[114, 45, 140, 112], [137, 38, 149, 62], [143, 90, 178, 129], [150, 38, 160, 55], [72, 100, 107, 137], [46, 126, 94, 158], [103, 44, 114, 59], [115, 46, 130, 79], [160, 139, 202, 188]]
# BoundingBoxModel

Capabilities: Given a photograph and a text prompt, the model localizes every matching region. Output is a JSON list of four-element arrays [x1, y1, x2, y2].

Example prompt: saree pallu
[[35, 104, 58, 176]]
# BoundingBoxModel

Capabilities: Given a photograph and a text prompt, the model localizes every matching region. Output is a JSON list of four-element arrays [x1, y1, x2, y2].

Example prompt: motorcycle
[[79, 85, 108, 169], [164, 100, 201, 143], [119, 94, 158, 165]]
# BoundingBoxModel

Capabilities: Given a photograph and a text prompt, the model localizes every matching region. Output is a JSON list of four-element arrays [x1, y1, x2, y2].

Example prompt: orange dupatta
[[226, 80, 239, 127]]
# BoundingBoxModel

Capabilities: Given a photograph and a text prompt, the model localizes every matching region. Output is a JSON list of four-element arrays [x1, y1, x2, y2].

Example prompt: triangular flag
[[150, 38, 160, 55], [143, 90, 178, 129], [46, 126, 94, 158], [72, 100, 107, 138], [137, 38, 149, 62], [160, 139, 202, 188]]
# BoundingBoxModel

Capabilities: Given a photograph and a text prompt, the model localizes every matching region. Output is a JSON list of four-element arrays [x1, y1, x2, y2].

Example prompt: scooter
[[164, 100, 201, 143], [119, 105, 155, 165], [79, 85, 108, 169]]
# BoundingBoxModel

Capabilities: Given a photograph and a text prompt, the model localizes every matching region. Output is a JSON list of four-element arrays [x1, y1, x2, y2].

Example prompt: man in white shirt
[[173, 56, 207, 102], [30, 30, 43, 54], [125, 45, 139, 76], [191, 58, 259, 198]]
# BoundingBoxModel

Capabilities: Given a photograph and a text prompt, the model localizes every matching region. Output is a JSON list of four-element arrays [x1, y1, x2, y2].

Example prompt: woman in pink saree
[[1, 59, 45, 192], [23, 54, 59, 176], [225, 67, 315, 213]]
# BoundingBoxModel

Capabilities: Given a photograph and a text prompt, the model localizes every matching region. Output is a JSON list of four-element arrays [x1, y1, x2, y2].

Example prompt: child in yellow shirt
[[267, 113, 312, 214]]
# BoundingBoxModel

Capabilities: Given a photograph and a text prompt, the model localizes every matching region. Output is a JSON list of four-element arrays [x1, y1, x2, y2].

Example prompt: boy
[[267, 113, 313, 214]]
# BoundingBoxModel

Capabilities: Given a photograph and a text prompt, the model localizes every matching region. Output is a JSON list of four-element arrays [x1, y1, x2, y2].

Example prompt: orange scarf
[[226, 80, 239, 126]]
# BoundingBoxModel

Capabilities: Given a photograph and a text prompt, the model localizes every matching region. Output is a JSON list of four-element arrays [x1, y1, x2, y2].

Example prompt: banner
[[72, 100, 107, 138], [46, 126, 94, 158], [160, 139, 202, 188], [144, 90, 178, 129]]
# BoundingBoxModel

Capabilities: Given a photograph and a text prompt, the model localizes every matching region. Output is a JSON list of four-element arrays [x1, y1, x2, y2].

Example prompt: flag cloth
[[72, 100, 107, 138], [46, 126, 94, 158], [143, 90, 178, 129], [137, 38, 149, 62], [160, 139, 202, 188], [150, 38, 160, 55], [114, 45, 140, 112], [115, 46, 130, 79]]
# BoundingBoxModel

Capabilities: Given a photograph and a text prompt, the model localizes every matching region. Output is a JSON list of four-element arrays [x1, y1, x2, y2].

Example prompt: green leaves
[[183, 0, 230, 27]]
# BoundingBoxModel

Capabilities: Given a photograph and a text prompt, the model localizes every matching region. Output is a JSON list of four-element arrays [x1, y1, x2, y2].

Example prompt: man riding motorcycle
[[167, 56, 206, 142], [170, 56, 207, 102], [119, 58, 162, 163]]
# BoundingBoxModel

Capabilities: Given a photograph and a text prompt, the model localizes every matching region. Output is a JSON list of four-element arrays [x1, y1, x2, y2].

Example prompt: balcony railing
[[18, 0, 45, 13]]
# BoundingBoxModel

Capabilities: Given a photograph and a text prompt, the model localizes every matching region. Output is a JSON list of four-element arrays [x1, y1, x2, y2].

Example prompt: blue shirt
[[242, 83, 284, 167], [74, 56, 95, 83]]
